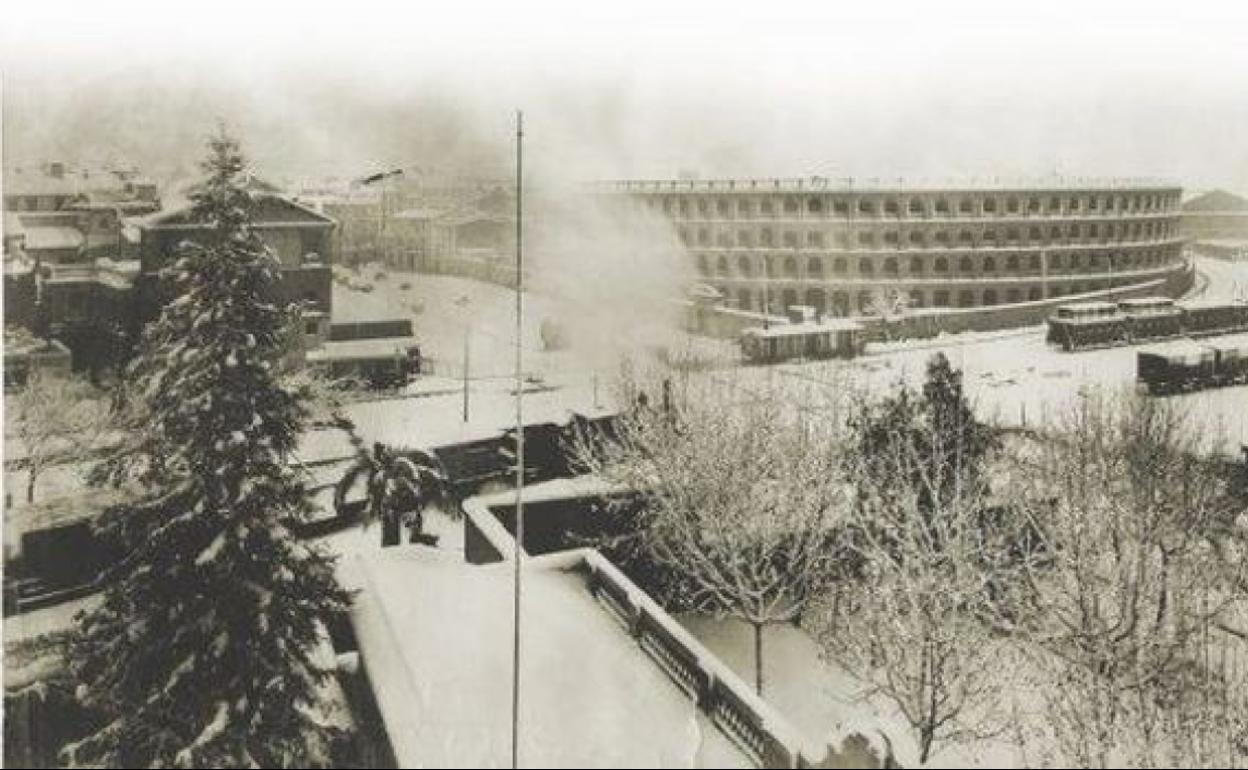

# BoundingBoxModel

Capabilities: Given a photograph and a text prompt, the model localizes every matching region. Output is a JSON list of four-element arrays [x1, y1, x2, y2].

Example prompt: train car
[[740, 319, 864, 364], [1119, 296, 1185, 343], [1137, 339, 1217, 395], [1182, 300, 1248, 337], [1201, 333, 1248, 387], [1045, 301, 1125, 351]]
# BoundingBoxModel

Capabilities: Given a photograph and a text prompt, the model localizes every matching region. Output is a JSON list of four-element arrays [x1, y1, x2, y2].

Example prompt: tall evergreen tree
[[67, 130, 351, 768]]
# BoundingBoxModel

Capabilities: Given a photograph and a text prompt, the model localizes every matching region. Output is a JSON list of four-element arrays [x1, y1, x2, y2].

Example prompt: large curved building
[[598, 178, 1187, 318]]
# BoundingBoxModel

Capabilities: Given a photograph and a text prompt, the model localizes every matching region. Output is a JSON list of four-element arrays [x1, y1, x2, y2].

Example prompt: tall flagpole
[[511, 109, 525, 770]]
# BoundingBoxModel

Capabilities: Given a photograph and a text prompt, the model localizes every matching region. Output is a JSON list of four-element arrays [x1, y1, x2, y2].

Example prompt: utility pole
[[511, 109, 525, 770]]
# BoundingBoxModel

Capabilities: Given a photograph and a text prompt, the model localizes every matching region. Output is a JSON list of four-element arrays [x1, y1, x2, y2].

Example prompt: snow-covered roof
[[22, 225, 84, 252], [340, 550, 752, 768], [742, 319, 863, 337], [306, 336, 421, 363]]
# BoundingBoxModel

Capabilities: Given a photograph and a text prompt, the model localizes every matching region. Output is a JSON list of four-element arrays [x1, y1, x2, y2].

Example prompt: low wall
[[683, 262, 1195, 343], [870, 263, 1194, 341], [577, 551, 895, 769], [460, 489, 896, 769]]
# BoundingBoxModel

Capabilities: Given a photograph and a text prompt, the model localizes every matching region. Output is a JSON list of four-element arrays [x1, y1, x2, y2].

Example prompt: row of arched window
[[729, 280, 1133, 315], [696, 246, 1179, 280], [677, 219, 1177, 249], [655, 190, 1178, 220]]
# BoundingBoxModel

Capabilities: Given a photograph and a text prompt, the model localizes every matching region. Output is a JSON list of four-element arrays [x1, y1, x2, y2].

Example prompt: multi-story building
[[597, 178, 1188, 318]]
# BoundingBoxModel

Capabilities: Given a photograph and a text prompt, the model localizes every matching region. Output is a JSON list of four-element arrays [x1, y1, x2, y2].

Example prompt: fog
[[3, 3, 1248, 193]]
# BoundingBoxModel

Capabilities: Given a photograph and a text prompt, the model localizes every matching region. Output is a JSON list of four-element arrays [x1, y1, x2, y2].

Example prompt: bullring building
[[597, 178, 1186, 318]]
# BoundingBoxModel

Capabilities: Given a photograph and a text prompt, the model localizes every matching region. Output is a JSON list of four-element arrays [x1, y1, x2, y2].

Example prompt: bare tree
[[1006, 391, 1248, 767], [575, 370, 847, 695], [11, 368, 111, 504]]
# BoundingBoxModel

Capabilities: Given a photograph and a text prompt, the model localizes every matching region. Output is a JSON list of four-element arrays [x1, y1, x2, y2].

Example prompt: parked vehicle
[[1048, 297, 1248, 351]]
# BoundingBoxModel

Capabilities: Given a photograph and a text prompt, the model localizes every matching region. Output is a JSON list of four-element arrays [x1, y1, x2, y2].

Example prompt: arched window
[[738, 200, 752, 216], [884, 257, 899, 275], [808, 257, 824, 278], [832, 292, 850, 316], [909, 290, 924, 308], [935, 199, 950, 214], [908, 198, 925, 215], [738, 230, 753, 248], [908, 231, 925, 246], [782, 288, 798, 310], [1028, 287, 1042, 301], [859, 257, 875, 275], [983, 289, 998, 306], [716, 255, 730, 276], [959, 230, 974, 245], [885, 199, 900, 215], [697, 254, 709, 275], [783, 256, 798, 278], [982, 256, 997, 272], [934, 290, 951, 307], [1029, 253, 1041, 271], [957, 290, 975, 307], [909, 256, 924, 274], [738, 256, 753, 277], [833, 257, 847, 275], [808, 197, 823, 214], [959, 256, 974, 273], [934, 256, 949, 273], [738, 289, 752, 310], [760, 228, 773, 247], [1005, 254, 1019, 271], [783, 197, 799, 214], [1006, 197, 1020, 214], [716, 199, 730, 217], [1006, 288, 1021, 304], [806, 288, 827, 314], [982, 198, 997, 214]]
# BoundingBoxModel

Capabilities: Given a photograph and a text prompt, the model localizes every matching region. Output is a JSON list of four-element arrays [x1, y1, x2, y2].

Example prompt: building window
[[982, 256, 997, 272], [983, 198, 997, 214], [1006, 227, 1020, 243], [958, 199, 973, 215], [717, 199, 730, 217], [934, 290, 951, 307], [833, 257, 847, 275], [1028, 197, 1041, 214], [679, 199, 690, 217], [738, 256, 753, 277], [858, 199, 875, 215], [908, 198, 924, 215], [807, 231, 824, 248], [697, 199, 710, 216], [958, 290, 975, 307], [808, 257, 823, 277], [738, 289, 752, 310], [909, 290, 924, 308], [833, 200, 849, 215], [884, 199, 900, 215], [959, 230, 973, 245], [783, 197, 799, 214], [935, 199, 950, 215], [783, 231, 799, 249], [935, 230, 950, 245], [1029, 226, 1042, 242], [983, 229, 997, 244], [808, 197, 823, 214], [934, 256, 949, 273], [1006, 197, 1020, 214], [697, 254, 709, 275], [1006, 254, 1019, 271], [857, 231, 875, 248], [908, 231, 925, 247], [959, 256, 974, 273], [884, 230, 900, 246], [983, 289, 999, 306], [739, 200, 752, 216], [698, 228, 711, 245], [783, 256, 798, 277], [716, 255, 730, 276], [884, 257, 899, 275], [909, 256, 923, 274], [760, 228, 774, 247], [1028, 287, 1042, 301], [1006, 288, 1021, 304], [760, 200, 774, 215], [858, 257, 874, 275]]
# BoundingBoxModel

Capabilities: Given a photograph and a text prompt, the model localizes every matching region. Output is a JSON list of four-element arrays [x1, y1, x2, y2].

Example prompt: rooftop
[[341, 550, 751, 768], [592, 176, 1182, 195]]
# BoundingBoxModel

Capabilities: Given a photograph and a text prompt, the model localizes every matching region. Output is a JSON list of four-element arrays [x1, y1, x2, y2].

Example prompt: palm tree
[[334, 441, 448, 546]]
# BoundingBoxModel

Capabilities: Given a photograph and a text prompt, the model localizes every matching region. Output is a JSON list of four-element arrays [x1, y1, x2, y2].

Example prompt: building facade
[[598, 178, 1187, 318]]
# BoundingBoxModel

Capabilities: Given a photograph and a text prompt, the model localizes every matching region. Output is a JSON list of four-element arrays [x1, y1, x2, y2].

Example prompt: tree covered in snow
[[12, 366, 112, 504], [66, 129, 351, 768], [1005, 392, 1248, 768], [573, 368, 846, 695], [814, 356, 1024, 764]]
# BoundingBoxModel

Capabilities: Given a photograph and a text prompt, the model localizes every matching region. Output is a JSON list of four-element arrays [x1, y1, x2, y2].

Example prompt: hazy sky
[[3, 1, 1247, 193]]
